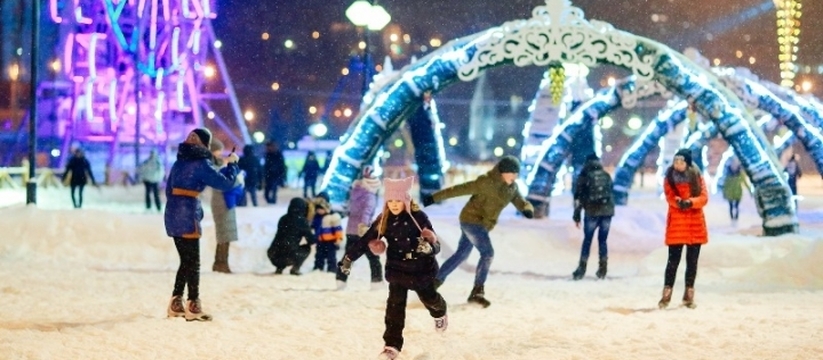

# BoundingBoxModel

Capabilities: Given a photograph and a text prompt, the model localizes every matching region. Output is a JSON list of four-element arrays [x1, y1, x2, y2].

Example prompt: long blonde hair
[[374, 200, 422, 235]]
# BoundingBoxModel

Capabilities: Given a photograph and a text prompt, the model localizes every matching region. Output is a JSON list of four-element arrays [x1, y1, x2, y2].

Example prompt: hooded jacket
[[663, 165, 709, 245], [268, 198, 316, 267], [572, 158, 615, 222]]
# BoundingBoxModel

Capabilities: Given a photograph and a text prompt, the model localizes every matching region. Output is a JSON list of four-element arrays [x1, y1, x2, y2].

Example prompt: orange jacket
[[663, 172, 709, 246]]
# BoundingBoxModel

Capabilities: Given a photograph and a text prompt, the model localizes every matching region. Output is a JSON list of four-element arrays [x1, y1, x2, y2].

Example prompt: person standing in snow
[[299, 151, 321, 198], [208, 139, 245, 274], [138, 149, 164, 211], [336, 166, 383, 290], [421, 155, 535, 308], [338, 177, 447, 360], [267, 197, 316, 275], [63, 148, 97, 209], [311, 197, 343, 272], [263, 141, 287, 204], [658, 149, 709, 309], [570, 154, 615, 280], [722, 157, 749, 222], [164, 128, 239, 321], [237, 144, 263, 207], [784, 154, 802, 207]]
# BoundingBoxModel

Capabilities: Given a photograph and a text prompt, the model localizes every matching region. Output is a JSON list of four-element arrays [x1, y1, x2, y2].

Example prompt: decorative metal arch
[[320, 0, 797, 235]]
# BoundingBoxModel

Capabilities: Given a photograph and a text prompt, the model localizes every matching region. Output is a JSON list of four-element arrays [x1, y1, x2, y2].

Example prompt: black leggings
[[664, 244, 701, 288], [728, 200, 740, 220], [70, 184, 85, 208], [384, 282, 447, 351], [144, 181, 161, 210], [172, 237, 200, 300]]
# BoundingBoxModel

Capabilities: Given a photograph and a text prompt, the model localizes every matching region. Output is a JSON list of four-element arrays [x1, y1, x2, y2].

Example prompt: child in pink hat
[[339, 176, 447, 360]]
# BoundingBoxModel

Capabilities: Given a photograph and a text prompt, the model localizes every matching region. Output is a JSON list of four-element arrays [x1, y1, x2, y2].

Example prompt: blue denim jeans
[[436, 222, 494, 286], [579, 215, 611, 261]]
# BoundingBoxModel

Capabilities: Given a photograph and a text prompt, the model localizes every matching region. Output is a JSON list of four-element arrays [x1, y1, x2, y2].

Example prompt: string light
[[776, 0, 802, 87], [548, 64, 565, 105]]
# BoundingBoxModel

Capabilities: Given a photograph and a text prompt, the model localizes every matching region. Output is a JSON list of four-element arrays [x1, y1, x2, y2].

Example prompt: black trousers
[[728, 200, 740, 220], [303, 177, 316, 198], [144, 181, 161, 210], [70, 184, 85, 208], [172, 237, 201, 300], [664, 244, 701, 288], [240, 185, 258, 207], [337, 234, 383, 282], [384, 281, 447, 351], [264, 180, 279, 204]]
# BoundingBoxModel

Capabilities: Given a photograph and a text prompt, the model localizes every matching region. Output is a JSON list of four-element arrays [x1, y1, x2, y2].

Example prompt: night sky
[[210, 0, 822, 147]]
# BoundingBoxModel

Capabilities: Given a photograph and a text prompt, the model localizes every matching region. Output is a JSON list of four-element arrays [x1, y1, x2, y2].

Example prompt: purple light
[[172, 27, 180, 67], [74, 0, 93, 24], [50, 0, 62, 23], [155, 68, 164, 89], [162, 0, 170, 21], [108, 80, 117, 130], [64, 33, 75, 74]]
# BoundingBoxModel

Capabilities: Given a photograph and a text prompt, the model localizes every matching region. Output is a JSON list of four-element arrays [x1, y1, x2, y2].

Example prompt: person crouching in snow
[[658, 149, 709, 309], [209, 138, 245, 274], [164, 128, 239, 321], [338, 177, 448, 360], [312, 198, 343, 272], [267, 197, 316, 275], [336, 165, 383, 290]]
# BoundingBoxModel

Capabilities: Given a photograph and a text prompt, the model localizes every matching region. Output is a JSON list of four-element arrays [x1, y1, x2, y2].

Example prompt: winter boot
[[572, 260, 587, 280], [290, 266, 303, 276], [467, 285, 491, 308], [185, 299, 213, 322], [377, 346, 400, 360], [433, 278, 444, 289], [596, 257, 608, 279], [273, 267, 284, 275], [434, 314, 448, 333], [682, 287, 696, 309], [658, 286, 673, 309], [212, 243, 232, 274], [167, 295, 185, 318]]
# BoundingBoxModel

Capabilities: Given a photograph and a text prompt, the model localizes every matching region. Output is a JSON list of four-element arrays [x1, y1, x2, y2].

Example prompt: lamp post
[[26, 0, 41, 205], [345, 0, 391, 95]]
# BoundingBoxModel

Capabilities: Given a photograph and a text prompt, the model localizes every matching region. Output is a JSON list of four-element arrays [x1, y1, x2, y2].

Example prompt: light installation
[[775, 0, 802, 87]]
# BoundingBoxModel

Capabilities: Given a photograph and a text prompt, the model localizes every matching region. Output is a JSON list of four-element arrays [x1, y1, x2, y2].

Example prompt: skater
[[338, 177, 447, 360], [237, 145, 263, 207], [658, 149, 708, 310], [263, 141, 287, 204], [164, 128, 239, 321], [784, 154, 802, 206], [209, 139, 245, 274], [299, 151, 321, 198], [63, 148, 97, 209], [311, 197, 343, 272], [422, 155, 535, 308], [336, 166, 383, 290], [571, 154, 615, 280], [267, 197, 316, 275], [722, 157, 749, 221], [138, 149, 164, 211]]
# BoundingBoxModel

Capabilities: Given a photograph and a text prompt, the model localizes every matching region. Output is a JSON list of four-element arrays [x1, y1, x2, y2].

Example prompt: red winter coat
[[663, 167, 709, 246]]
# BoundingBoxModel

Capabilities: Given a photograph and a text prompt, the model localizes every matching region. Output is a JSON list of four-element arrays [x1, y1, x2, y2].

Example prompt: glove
[[226, 153, 239, 164], [523, 209, 534, 219], [421, 193, 435, 207], [416, 238, 433, 255], [368, 239, 386, 255], [677, 199, 693, 210], [338, 256, 352, 275], [421, 228, 437, 244]]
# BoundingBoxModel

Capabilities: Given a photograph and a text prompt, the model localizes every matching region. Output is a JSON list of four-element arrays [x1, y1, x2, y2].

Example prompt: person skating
[[339, 177, 447, 360], [164, 128, 239, 321], [299, 151, 321, 198], [336, 166, 383, 290], [263, 141, 287, 204], [63, 148, 97, 209], [267, 197, 316, 275], [237, 144, 263, 207], [722, 157, 749, 222], [137, 149, 164, 211], [208, 139, 244, 274], [658, 149, 709, 310], [571, 154, 615, 280], [421, 155, 535, 308]]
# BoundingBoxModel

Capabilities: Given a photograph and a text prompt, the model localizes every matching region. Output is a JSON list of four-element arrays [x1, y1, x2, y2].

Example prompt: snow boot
[[658, 286, 673, 309], [433, 278, 444, 289], [273, 267, 284, 275], [682, 287, 696, 309], [572, 260, 587, 280], [212, 243, 231, 274], [185, 299, 213, 322], [596, 257, 608, 279], [167, 295, 185, 318], [377, 346, 400, 360], [467, 285, 491, 308], [434, 314, 448, 333], [290, 267, 302, 276]]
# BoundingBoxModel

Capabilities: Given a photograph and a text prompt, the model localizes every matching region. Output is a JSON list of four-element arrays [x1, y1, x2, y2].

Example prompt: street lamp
[[346, 0, 391, 94]]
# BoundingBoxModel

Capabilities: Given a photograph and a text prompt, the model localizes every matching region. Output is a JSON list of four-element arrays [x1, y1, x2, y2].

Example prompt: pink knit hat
[[383, 176, 414, 211]]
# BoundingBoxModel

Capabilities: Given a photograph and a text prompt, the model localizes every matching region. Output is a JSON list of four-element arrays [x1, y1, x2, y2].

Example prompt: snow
[[1, 179, 822, 359]]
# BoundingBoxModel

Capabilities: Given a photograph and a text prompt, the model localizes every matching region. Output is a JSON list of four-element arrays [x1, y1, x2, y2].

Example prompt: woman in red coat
[[658, 149, 708, 309]]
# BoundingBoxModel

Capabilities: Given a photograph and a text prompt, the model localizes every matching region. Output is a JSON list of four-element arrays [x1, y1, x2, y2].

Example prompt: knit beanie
[[497, 155, 521, 174], [383, 177, 414, 212], [674, 148, 693, 167], [191, 128, 212, 147]]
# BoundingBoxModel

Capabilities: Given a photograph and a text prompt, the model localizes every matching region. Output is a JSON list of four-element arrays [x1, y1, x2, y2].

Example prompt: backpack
[[584, 170, 613, 205]]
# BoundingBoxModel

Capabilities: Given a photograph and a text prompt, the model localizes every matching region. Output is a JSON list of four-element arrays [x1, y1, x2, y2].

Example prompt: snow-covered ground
[[1, 178, 822, 359]]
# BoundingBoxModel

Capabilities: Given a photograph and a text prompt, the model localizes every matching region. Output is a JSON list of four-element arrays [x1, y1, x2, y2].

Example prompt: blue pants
[[436, 222, 494, 286], [314, 242, 338, 272], [579, 215, 611, 261]]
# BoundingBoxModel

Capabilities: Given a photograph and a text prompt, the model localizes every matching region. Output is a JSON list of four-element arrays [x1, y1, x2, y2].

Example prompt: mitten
[[677, 199, 693, 210], [421, 193, 435, 207], [416, 238, 433, 255], [523, 209, 534, 219], [368, 239, 387, 255], [421, 228, 437, 244], [338, 256, 353, 275]]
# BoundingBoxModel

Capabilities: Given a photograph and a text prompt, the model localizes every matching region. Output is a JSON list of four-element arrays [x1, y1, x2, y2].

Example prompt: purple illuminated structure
[[45, 0, 248, 168]]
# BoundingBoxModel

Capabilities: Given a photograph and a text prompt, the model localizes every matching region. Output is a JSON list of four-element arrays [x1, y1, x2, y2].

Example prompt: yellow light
[[606, 77, 615, 86], [506, 137, 516, 147], [261, 32, 270, 40], [309, 106, 317, 114], [312, 31, 320, 39], [334, 110, 342, 117], [341, 68, 350, 75], [403, 34, 411, 43], [390, 33, 399, 42], [284, 39, 294, 49], [244, 110, 254, 121], [801, 80, 812, 92], [203, 65, 216, 78], [776, 0, 803, 87], [493, 147, 504, 157], [429, 38, 442, 47], [735, 50, 743, 58], [271, 82, 280, 91], [448, 136, 458, 146], [394, 139, 404, 148], [713, 58, 721, 66], [358, 41, 366, 50], [343, 108, 353, 117], [749, 56, 756, 64], [207, 111, 215, 119], [50, 59, 61, 72], [600, 116, 614, 129]]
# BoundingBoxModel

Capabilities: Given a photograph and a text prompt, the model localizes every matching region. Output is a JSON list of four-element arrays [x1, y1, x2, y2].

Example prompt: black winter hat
[[674, 148, 693, 167], [497, 155, 521, 174], [191, 128, 212, 147]]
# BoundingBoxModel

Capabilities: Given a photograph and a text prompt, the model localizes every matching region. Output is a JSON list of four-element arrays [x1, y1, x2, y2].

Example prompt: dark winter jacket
[[268, 198, 316, 268], [238, 145, 263, 187], [349, 210, 440, 290], [431, 163, 533, 231], [164, 143, 238, 239], [264, 148, 287, 186], [64, 155, 96, 186], [572, 159, 615, 222], [299, 155, 321, 181]]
